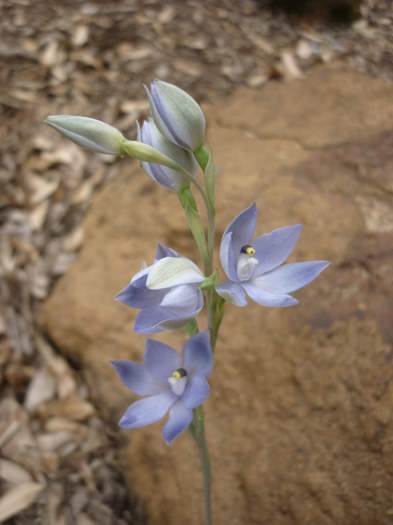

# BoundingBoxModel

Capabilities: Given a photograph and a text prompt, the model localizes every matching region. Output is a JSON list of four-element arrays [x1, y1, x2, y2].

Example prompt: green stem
[[189, 406, 212, 525], [178, 187, 209, 268], [195, 145, 218, 344], [189, 145, 226, 525]]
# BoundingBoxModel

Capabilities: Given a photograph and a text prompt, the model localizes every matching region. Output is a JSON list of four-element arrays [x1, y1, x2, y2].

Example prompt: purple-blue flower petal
[[215, 281, 248, 307], [181, 374, 210, 410], [144, 339, 181, 381], [134, 306, 170, 333], [155, 244, 179, 260], [116, 277, 166, 309], [242, 283, 298, 307], [119, 391, 176, 429], [149, 83, 188, 148], [162, 401, 193, 445], [160, 285, 203, 316], [220, 203, 258, 280], [134, 306, 193, 333], [111, 360, 165, 396], [183, 331, 213, 377], [219, 232, 236, 281], [253, 224, 303, 275], [253, 260, 330, 294]]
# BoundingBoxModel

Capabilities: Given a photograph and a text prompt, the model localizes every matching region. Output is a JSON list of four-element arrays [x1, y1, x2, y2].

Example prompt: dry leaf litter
[[0, 0, 391, 523]]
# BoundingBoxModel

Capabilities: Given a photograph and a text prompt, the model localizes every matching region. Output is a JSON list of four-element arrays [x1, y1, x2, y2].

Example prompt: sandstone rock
[[41, 64, 393, 525]]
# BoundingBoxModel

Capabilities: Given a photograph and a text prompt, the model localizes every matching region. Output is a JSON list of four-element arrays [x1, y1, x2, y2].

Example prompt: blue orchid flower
[[112, 331, 212, 445], [145, 80, 206, 151], [116, 245, 205, 333], [216, 203, 329, 307], [137, 118, 198, 191]]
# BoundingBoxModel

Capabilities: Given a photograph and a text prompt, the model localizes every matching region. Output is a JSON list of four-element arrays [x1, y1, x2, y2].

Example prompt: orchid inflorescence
[[46, 80, 329, 524]]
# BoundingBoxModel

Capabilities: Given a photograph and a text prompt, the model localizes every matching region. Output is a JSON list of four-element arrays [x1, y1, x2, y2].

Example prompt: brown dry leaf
[[44, 483, 63, 525], [0, 312, 6, 337], [40, 40, 64, 67], [0, 459, 33, 485], [279, 51, 304, 80], [77, 513, 96, 525], [296, 39, 314, 60], [119, 99, 149, 115], [69, 179, 94, 205], [116, 43, 152, 61], [0, 482, 44, 523], [45, 417, 85, 434], [247, 73, 268, 88], [247, 34, 275, 55], [37, 431, 76, 452], [62, 226, 84, 252], [72, 25, 89, 47], [29, 200, 49, 230], [35, 337, 77, 398], [0, 400, 42, 472], [25, 368, 56, 411], [37, 395, 94, 422], [158, 5, 176, 24], [27, 174, 60, 205], [173, 59, 203, 77]]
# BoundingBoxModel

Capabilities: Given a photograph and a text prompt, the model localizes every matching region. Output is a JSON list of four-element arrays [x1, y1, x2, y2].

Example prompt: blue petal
[[144, 339, 181, 381], [252, 261, 330, 294], [119, 391, 176, 428], [219, 232, 236, 281], [116, 278, 166, 309], [134, 306, 186, 333], [220, 204, 258, 280], [138, 121, 178, 190], [155, 244, 179, 260], [148, 83, 188, 149], [253, 224, 303, 275], [181, 374, 210, 410], [242, 283, 298, 307], [111, 360, 166, 396], [183, 332, 213, 377], [215, 281, 248, 307], [160, 285, 203, 317], [162, 401, 193, 445]]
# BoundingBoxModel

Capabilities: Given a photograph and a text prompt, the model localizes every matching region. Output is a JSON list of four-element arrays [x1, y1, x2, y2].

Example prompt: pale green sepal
[[45, 115, 125, 155], [199, 273, 218, 291], [146, 257, 204, 290], [149, 80, 206, 151], [120, 140, 184, 171]]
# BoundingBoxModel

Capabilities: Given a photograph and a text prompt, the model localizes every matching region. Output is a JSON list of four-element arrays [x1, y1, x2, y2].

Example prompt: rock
[[40, 64, 393, 525]]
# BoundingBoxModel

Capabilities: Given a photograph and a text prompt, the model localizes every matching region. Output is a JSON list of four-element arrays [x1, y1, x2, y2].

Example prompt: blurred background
[[1, 1, 393, 524]]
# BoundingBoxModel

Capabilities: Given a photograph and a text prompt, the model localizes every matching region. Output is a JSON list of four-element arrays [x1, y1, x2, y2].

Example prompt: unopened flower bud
[[138, 119, 197, 191], [146, 80, 206, 151], [45, 115, 125, 155]]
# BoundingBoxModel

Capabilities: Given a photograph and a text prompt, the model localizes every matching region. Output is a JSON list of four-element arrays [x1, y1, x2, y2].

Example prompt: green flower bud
[[45, 115, 125, 155], [146, 80, 206, 151]]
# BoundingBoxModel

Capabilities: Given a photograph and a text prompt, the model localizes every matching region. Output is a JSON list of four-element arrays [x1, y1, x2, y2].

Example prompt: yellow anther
[[171, 368, 187, 380], [241, 244, 256, 256]]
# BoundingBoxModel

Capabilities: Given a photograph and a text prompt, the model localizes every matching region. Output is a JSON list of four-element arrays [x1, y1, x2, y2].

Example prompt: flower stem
[[189, 145, 226, 525], [189, 406, 212, 525]]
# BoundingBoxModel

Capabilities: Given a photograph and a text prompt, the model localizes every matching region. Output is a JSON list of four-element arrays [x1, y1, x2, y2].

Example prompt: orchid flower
[[216, 203, 329, 307], [145, 80, 206, 151], [112, 331, 212, 445], [137, 118, 197, 191], [116, 245, 205, 333]]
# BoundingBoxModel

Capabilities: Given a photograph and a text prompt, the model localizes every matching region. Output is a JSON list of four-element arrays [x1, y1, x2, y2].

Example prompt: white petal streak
[[147, 257, 204, 290]]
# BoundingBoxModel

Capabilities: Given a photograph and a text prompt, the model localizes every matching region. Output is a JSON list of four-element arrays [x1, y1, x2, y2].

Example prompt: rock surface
[[41, 64, 393, 525]]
